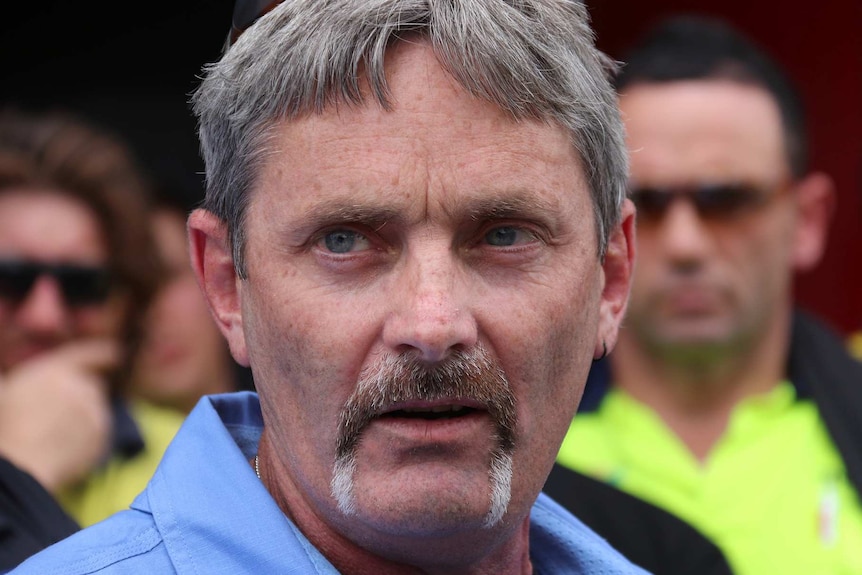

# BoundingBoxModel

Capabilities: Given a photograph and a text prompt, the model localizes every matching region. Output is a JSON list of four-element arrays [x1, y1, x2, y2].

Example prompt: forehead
[[251, 41, 590, 227], [620, 80, 788, 185], [0, 188, 107, 263]]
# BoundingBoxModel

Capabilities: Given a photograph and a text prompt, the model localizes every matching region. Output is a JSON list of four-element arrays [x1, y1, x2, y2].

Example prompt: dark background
[[2, 0, 860, 334]]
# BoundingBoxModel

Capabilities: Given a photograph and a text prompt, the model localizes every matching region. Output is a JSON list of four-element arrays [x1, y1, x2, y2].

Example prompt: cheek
[[627, 233, 662, 293], [160, 277, 202, 312], [721, 218, 794, 288], [743, 233, 795, 308], [524, 310, 593, 421], [241, 280, 371, 435], [173, 280, 222, 338], [242, 286, 376, 494], [494, 275, 599, 438], [498, 291, 598, 502]]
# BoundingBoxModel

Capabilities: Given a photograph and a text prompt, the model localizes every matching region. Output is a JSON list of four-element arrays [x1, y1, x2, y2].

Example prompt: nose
[[14, 275, 73, 336], [655, 199, 713, 270], [382, 246, 478, 363]]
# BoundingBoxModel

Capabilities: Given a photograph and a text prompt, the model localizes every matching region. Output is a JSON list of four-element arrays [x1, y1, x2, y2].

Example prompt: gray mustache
[[336, 346, 517, 458]]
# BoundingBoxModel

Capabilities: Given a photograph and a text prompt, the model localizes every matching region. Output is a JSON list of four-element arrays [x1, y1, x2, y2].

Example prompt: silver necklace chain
[[254, 454, 261, 479]]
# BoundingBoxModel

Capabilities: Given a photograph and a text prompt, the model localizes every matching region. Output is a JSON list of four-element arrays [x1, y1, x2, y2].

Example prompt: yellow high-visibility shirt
[[558, 382, 862, 575], [57, 399, 185, 527]]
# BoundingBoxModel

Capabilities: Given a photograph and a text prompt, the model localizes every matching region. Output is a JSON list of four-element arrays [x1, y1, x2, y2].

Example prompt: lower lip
[[666, 290, 719, 313], [367, 411, 492, 444]]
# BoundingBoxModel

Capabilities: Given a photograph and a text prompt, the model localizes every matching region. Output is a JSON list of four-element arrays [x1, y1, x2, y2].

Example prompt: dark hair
[[615, 14, 808, 178], [0, 107, 162, 391]]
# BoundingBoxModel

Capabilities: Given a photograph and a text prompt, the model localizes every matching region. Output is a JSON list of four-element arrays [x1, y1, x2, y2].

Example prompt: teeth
[[402, 405, 465, 413]]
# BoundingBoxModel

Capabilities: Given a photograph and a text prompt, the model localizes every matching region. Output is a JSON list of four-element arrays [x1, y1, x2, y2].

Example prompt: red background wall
[[588, 0, 862, 334]]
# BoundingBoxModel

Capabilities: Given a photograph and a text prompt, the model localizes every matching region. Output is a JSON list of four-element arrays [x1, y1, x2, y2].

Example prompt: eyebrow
[[460, 193, 563, 223], [294, 202, 402, 234], [288, 190, 566, 240]]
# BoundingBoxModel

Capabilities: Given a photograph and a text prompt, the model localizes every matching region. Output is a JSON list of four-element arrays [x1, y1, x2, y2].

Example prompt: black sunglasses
[[0, 260, 112, 307], [230, 0, 284, 46], [628, 183, 784, 222]]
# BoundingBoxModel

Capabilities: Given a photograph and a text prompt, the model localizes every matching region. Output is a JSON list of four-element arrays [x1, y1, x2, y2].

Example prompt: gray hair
[[192, 0, 628, 277]]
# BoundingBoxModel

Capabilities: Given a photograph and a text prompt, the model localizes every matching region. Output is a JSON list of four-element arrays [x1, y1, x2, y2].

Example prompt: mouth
[[358, 401, 496, 457], [381, 404, 480, 421]]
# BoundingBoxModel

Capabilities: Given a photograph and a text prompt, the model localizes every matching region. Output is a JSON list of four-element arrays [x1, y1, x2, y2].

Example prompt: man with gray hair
[[11, 1, 643, 573]]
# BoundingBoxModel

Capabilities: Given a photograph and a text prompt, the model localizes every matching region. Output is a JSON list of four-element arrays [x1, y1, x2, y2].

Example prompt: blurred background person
[[128, 187, 251, 415], [0, 107, 185, 528], [556, 14, 862, 575]]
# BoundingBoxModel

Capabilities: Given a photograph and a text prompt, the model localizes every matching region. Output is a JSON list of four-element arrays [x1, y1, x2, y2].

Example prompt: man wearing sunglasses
[[0, 108, 185, 537], [554, 15, 862, 575], [11, 1, 654, 573]]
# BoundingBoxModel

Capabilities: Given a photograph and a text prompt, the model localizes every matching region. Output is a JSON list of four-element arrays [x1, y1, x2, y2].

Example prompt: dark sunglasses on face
[[628, 183, 785, 222], [0, 260, 112, 307]]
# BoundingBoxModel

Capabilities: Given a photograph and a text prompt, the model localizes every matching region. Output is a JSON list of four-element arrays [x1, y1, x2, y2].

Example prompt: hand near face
[[0, 339, 118, 493]]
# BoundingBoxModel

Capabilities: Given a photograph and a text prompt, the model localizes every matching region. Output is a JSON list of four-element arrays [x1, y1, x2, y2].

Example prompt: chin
[[657, 315, 736, 343], [336, 462, 513, 535]]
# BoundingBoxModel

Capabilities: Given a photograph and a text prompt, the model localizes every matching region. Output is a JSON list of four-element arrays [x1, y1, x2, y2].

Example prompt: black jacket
[[785, 309, 862, 498], [0, 456, 79, 571], [543, 464, 734, 575]]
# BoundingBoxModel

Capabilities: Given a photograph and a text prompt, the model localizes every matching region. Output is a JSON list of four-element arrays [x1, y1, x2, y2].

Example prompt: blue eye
[[484, 226, 527, 247], [322, 230, 369, 254]]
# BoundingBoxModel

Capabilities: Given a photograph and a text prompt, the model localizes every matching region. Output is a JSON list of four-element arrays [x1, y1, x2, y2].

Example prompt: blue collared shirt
[[11, 392, 650, 574]]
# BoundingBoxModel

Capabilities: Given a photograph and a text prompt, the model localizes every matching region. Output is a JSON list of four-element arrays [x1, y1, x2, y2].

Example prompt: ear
[[187, 209, 250, 367], [594, 198, 636, 359], [791, 172, 835, 272]]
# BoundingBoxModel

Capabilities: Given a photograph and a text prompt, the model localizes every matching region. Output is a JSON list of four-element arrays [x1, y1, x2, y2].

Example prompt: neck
[[611, 310, 791, 461]]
